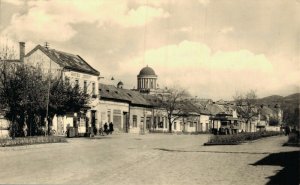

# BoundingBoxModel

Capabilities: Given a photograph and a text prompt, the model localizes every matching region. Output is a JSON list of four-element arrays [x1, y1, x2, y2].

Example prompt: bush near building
[[285, 132, 300, 147], [0, 136, 67, 147], [204, 131, 283, 145]]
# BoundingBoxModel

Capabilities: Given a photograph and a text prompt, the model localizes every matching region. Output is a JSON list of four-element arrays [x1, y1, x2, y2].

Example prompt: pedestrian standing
[[104, 122, 108, 135], [285, 125, 290, 136], [109, 122, 114, 134], [23, 123, 28, 137]]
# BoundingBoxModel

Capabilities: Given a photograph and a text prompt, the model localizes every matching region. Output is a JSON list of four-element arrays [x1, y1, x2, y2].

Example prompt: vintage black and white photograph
[[0, 0, 299, 184]]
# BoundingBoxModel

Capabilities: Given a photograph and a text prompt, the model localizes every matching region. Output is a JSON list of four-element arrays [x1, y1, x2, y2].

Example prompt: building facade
[[24, 44, 100, 136]]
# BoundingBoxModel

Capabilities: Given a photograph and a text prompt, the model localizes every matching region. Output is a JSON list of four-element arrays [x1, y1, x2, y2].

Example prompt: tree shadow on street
[[251, 151, 300, 185]]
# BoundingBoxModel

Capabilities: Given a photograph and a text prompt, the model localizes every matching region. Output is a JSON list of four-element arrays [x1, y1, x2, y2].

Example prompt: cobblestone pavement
[[0, 134, 298, 185]]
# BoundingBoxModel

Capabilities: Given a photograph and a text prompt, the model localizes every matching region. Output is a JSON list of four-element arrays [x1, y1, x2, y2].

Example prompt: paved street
[[0, 134, 298, 185]]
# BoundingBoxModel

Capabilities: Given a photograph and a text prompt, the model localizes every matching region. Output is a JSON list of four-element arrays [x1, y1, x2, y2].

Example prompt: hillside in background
[[259, 93, 299, 107], [258, 93, 300, 126]]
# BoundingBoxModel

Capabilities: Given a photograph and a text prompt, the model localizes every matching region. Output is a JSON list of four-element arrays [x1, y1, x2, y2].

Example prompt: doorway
[[91, 110, 97, 134], [123, 112, 129, 133]]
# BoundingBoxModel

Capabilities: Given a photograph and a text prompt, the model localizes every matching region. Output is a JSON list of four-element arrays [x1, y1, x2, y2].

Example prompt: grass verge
[[204, 131, 283, 145], [0, 136, 67, 147]]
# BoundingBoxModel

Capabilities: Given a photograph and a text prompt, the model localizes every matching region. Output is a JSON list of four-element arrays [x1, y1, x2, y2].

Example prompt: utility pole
[[45, 42, 51, 136]]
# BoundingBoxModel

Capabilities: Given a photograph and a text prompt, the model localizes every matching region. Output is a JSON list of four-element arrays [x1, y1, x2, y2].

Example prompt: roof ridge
[[25, 45, 100, 76]]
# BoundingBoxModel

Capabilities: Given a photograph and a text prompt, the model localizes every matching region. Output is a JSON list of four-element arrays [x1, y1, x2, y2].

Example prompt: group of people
[[284, 125, 298, 136], [100, 122, 114, 135]]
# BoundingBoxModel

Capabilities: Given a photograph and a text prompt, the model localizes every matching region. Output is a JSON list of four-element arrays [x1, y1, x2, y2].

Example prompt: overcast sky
[[0, 0, 299, 100]]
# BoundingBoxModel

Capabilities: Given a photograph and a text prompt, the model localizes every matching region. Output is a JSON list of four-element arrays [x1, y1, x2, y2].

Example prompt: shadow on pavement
[[251, 151, 300, 185]]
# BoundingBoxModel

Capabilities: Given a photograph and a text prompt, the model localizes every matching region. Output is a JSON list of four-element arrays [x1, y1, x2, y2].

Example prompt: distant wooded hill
[[258, 93, 300, 126]]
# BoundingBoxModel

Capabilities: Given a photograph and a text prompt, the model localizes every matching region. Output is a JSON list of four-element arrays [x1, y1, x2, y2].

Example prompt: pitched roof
[[25, 45, 100, 76], [259, 106, 276, 117], [205, 103, 227, 115], [99, 84, 131, 103], [99, 83, 152, 107], [192, 101, 212, 115], [179, 101, 200, 115]]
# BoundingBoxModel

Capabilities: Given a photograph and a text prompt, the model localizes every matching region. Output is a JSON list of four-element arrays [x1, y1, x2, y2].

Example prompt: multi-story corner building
[[24, 43, 100, 136]]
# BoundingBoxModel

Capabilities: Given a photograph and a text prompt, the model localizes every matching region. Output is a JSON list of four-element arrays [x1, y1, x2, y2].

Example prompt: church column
[[147, 78, 149, 88], [143, 78, 145, 89]]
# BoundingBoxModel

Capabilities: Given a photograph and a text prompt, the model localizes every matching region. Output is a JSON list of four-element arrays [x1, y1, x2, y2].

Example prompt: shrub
[[205, 131, 282, 145], [0, 136, 67, 147], [287, 132, 300, 145]]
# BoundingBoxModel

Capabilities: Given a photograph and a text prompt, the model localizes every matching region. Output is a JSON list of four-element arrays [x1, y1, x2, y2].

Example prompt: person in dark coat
[[285, 125, 290, 136], [104, 122, 108, 135], [109, 122, 114, 134]]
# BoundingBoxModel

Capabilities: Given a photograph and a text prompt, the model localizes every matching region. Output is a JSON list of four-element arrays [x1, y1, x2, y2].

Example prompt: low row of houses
[[0, 42, 283, 138]]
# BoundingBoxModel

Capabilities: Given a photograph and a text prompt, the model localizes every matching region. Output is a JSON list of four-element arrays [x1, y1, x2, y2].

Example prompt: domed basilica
[[137, 65, 158, 94]]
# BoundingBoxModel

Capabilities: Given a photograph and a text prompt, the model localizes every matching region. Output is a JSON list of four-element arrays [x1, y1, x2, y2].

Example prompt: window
[[146, 117, 151, 129], [133, 115, 137, 127], [65, 77, 70, 84], [84, 80, 87, 93], [159, 122, 163, 128], [165, 117, 168, 128], [158, 117, 163, 128], [189, 122, 194, 127], [174, 122, 177, 130], [113, 109, 121, 114], [75, 79, 79, 86], [92, 82, 95, 95], [107, 110, 111, 123]]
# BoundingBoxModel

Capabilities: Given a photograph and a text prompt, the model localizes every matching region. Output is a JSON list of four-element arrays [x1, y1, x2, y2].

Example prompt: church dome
[[138, 66, 157, 77]]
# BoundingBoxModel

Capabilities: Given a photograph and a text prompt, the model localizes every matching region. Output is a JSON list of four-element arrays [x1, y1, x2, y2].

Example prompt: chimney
[[19, 42, 25, 62]]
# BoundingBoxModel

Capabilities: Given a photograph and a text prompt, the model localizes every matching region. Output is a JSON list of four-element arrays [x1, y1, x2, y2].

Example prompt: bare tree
[[233, 90, 258, 132], [159, 87, 191, 133]]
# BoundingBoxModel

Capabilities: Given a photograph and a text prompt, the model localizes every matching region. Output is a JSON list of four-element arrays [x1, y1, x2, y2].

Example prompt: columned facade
[[138, 77, 157, 90], [137, 66, 158, 92]]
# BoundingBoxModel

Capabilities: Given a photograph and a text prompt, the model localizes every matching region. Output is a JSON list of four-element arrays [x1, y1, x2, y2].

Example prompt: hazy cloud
[[119, 40, 279, 99], [1, 0, 299, 99], [198, 0, 210, 6], [2, 0, 169, 41], [2, 0, 24, 6], [220, 26, 234, 34]]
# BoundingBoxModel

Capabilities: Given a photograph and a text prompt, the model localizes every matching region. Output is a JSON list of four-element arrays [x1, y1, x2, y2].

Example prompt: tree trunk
[[168, 118, 172, 133], [11, 115, 16, 140], [169, 122, 172, 133], [11, 121, 16, 140]]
